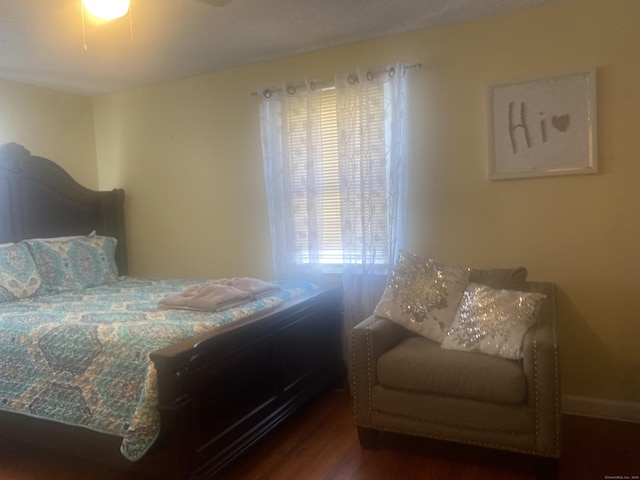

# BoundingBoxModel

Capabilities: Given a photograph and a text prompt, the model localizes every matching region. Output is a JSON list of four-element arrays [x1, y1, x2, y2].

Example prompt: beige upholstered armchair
[[352, 267, 561, 466]]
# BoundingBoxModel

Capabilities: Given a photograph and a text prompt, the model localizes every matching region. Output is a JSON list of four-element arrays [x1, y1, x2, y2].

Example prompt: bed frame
[[0, 143, 344, 479]]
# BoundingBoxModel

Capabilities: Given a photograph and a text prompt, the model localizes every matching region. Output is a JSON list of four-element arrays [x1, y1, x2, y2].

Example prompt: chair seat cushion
[[377, 336, 527, 404]]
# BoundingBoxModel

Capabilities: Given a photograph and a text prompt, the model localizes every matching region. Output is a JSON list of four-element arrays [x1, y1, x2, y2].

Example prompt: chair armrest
[[352, 316, 411, 425], [521, 282, 562, 458], [353, 315, 411, 358]]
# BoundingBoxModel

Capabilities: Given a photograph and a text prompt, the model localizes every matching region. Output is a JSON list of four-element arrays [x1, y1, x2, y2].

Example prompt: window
[[279, 81, 392, 266], [284, 86, 342, 264], [259, 63, 407, 278]]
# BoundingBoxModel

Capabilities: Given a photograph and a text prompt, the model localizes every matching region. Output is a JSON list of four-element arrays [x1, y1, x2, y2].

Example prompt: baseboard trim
[[562, 395, 640, 423]]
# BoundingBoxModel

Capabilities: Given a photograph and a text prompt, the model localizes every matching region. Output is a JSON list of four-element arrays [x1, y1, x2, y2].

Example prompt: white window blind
[[280, 81, 390, 265], [283, 86, 342, 264]]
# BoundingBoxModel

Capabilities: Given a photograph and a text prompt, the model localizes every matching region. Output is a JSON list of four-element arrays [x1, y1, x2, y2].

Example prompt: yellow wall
[[67, 0, 640, 408], [0, 78, 98, 187]]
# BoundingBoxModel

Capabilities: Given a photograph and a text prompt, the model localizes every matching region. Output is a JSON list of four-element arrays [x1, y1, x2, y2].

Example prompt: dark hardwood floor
[[1, 389, 638, 479]]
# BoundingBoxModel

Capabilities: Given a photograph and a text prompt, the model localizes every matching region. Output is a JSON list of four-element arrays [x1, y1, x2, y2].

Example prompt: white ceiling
[[0, 0, 560, 96]]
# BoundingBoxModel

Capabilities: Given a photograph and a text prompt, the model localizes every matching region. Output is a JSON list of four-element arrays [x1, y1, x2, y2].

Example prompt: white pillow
[[441, 283, 545, 359], [374, 250, 470, 343]]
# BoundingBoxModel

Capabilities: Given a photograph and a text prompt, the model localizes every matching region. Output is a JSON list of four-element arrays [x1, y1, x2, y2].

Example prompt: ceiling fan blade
[[195, 0, 233, 6]]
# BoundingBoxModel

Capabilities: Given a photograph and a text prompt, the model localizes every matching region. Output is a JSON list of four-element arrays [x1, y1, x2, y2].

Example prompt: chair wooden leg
[[357, 426, 380, 449]]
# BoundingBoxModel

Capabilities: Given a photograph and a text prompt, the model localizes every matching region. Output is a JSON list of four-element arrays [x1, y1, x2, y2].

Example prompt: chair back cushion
[[469, 266, 527, 290]]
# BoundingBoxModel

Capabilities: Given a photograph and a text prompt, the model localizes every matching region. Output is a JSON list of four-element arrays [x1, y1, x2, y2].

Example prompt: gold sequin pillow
[[441, 283, 545, 359], [374, 251, 470, 343]]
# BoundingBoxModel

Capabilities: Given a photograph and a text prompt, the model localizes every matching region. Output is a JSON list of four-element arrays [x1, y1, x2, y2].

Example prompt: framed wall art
[[487, 68, 597, 180]]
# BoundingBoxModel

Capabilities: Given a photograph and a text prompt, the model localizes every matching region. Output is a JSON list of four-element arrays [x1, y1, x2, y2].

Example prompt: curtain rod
[[250, 62, 423, 98]]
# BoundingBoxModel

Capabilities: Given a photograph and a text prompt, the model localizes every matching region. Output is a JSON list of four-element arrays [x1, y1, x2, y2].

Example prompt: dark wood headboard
[[0, 143, 128, 275]]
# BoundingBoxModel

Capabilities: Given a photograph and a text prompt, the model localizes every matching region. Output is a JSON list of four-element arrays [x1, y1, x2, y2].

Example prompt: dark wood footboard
[[149, 286, 344, 479]]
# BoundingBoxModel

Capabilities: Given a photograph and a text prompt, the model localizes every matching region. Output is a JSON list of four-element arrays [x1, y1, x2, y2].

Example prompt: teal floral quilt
[[0, 277, 316, 460]]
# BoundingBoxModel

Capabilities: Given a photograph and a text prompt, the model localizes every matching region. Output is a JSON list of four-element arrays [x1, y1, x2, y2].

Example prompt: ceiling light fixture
[[82, 0, 130, 21], [81, 0, 133, 52]]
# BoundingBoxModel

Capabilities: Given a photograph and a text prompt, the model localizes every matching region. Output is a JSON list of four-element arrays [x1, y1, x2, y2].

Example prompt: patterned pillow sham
[[24, 234, 118, 294], [374, 250, 470, 343], [441, 282, 545, 359], [0, 242, 43, 303]]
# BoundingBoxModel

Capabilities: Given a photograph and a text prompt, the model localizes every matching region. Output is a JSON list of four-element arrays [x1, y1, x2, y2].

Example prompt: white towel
[[159, 283, 251, 312], [222, 277, 281, 299]]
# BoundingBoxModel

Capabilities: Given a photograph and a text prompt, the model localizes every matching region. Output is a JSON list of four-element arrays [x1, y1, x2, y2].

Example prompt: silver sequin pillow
[[374, 251, 470, 343], [441, 283, 545, 359]]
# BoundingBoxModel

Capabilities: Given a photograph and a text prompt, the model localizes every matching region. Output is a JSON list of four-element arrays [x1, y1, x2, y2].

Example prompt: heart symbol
[[551, 114, 570, 132]]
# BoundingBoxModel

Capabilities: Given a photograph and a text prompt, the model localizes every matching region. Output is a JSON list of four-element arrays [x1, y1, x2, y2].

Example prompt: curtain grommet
[[263, 89, 272, 99]]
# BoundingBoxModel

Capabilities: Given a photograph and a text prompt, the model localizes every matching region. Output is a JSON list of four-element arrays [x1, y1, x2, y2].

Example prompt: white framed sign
[[487, 69, 597, 180]]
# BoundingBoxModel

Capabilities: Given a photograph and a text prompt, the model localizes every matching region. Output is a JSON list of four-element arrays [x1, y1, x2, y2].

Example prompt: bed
[[0, 143, 344, 479]]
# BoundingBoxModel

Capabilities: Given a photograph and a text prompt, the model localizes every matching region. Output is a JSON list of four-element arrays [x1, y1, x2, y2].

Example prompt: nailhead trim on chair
[[533, 328, 540, 445], [373, 410, 536, 436], [351, 328, 358, 419], [551, 285, 561, 457], [363, 421, 547, 457], [553, 345, 561, 455], [365, 328, 373, 420], [351, 325, 374, 424], [532, 283, 561, 458]]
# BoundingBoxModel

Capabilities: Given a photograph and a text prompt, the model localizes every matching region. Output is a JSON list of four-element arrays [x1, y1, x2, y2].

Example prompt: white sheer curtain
[[259, 62, 408, 373], [336, 64, 408, 370], [259, 79, 326, 281]]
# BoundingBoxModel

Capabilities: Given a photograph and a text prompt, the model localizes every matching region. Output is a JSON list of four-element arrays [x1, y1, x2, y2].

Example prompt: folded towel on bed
[[159, 278, 281, 312], [159, 283, 252, 312], [216, 277, 281, 299]]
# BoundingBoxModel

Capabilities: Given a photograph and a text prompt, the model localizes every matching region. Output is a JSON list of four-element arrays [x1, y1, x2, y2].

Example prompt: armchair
[[352, 270, 561, 463]]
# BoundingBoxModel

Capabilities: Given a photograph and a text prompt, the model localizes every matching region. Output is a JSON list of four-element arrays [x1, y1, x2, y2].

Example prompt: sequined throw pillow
[[374, 251, 470, 343], [441, 283, 545, 359]]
